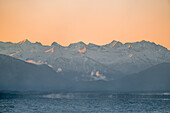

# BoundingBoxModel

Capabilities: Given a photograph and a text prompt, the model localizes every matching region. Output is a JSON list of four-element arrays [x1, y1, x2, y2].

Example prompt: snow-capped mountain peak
[[68, 41, 86, 48], [34, 42, 42, 46], [105, 40, 123, 48], [87, 43, 100, 48], [18, 39, 31, 44], [51, 42, 62, 47]]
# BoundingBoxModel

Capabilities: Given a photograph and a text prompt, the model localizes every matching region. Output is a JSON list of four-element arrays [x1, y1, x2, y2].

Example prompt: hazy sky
[[0, 0, 170, 49]]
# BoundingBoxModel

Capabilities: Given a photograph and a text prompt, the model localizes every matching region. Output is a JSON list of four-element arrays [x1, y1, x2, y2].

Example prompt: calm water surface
[[0, 92, 170, 113]]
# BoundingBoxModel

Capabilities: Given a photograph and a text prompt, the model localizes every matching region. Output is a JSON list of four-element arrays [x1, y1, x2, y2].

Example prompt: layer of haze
[[0, 0, 170, 49]]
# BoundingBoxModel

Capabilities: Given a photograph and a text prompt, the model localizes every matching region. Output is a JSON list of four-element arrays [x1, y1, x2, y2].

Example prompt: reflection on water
[[0, 92, 170, 113]]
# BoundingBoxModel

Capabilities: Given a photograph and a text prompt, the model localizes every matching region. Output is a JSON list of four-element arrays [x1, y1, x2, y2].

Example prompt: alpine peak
[[18, 39, 31, 44], [51, 42, 62, 47]]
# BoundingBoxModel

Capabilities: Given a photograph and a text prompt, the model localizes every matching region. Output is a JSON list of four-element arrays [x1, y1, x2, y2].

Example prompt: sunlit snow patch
[[19, 39, 27, 44], [45, 47, 54, 53], [92, 71, 106, 80], [96, 71, 100, 76], [48, 64, 53, 67], [91, 71, 94, 76], [56, 68, 62, 72], [9, 51, 20, 56], [26, 60, 38, 64], [78, 46, 86, 53], [112, 41, 117, 47], [26, 60, 45, 65], [129, 54, 133, 57]]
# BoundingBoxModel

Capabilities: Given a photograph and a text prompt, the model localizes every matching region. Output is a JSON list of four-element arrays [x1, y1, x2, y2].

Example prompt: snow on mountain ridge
[[68, 41, 86, 48], [51, 42, 62, 47], [104, 40, 123, 48], [19, 39, 31, 44], [2, 39, 167, 50]]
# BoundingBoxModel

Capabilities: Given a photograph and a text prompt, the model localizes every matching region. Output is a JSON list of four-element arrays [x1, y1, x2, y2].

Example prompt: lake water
[[0, 92, 170, 113]]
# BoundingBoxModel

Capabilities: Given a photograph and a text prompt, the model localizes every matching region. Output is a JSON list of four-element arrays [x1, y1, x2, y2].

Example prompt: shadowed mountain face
[[111, 63, 170, 92], [0, 54, 68, 91]]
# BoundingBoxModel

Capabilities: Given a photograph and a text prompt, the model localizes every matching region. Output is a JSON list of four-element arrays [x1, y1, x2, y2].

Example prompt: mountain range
[[0, 54, 170, 92], [0, 39, 169, 81]]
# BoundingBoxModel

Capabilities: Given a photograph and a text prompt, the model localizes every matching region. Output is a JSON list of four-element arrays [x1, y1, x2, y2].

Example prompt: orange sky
[[0, 0, 170, 49]]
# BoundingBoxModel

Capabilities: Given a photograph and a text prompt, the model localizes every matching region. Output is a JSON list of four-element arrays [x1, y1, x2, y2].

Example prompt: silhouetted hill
[[109, 62, 170, 91], [0, 54, 67, 91]]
